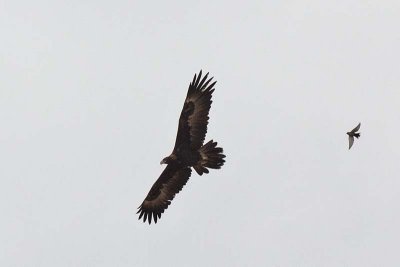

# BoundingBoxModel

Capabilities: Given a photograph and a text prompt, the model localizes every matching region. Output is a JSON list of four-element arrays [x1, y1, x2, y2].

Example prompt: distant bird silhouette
[[347, 123, 361, 149], [137, 70, 225, 224]]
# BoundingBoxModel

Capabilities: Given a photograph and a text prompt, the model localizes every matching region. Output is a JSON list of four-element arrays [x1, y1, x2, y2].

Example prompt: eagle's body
[[138, 71, 225, 224]]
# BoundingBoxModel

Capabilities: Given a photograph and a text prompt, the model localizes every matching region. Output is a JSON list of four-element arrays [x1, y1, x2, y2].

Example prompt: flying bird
[[347, 122, 361, 149], [137, 70, 225, 224]]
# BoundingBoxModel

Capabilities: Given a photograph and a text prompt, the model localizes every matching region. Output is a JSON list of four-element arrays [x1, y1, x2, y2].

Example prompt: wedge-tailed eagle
[[137, 71, 225, 224]]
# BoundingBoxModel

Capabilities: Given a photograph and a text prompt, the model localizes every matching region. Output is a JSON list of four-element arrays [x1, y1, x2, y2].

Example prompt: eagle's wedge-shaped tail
[[194, 140, 225, 175]]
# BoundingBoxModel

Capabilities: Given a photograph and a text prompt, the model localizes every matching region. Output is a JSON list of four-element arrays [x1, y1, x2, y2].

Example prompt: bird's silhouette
[[347, 123, 361, 150]]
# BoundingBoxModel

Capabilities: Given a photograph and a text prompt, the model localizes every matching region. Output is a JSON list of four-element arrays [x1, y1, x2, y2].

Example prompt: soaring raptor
[[138, 71, 225, 224]]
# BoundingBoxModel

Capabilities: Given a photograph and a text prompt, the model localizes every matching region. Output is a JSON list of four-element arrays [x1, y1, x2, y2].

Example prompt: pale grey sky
[[1, 1, 400, 266]]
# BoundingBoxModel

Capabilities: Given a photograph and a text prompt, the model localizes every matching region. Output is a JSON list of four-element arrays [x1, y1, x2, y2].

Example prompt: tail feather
[[194, 140, 225, 175], [354, 133, 360, 138]]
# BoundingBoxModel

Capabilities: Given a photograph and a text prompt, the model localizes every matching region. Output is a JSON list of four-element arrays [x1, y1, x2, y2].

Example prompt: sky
[[1, 0, 400, 266]]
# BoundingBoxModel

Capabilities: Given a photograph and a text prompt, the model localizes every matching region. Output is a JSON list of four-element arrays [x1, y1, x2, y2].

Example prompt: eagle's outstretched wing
[[137, 165, 192, 224], [174, 71, 216, 151], [351, 123, 361, 133]]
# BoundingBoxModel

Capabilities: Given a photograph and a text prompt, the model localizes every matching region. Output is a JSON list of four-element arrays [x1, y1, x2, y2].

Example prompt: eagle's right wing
[[137, 165, 192, 224]]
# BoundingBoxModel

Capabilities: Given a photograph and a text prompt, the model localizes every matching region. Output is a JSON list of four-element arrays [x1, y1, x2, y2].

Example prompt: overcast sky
[[1, 1, 400, 266]]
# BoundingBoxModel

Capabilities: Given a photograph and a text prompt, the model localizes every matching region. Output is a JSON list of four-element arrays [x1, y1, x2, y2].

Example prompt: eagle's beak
[[160, 159, 165, 165]]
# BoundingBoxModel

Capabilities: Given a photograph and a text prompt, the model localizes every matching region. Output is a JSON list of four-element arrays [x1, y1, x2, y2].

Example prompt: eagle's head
[[161, 154, 178, 165], [160, 156, 172, 165]]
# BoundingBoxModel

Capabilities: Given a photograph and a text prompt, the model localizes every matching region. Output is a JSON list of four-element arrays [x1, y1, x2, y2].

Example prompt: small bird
[[347, 123, 361, 149]]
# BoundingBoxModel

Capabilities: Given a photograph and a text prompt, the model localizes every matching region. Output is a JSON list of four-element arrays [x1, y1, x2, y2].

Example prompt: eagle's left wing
[[174, 71, 216, 151]]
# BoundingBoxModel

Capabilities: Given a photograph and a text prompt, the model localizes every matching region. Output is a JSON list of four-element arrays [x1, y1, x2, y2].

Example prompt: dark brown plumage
[[137, 71, 225, 224]]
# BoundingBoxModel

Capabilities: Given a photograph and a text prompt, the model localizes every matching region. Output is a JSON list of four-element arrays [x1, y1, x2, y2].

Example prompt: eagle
[[137, 70, 226, 224]]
